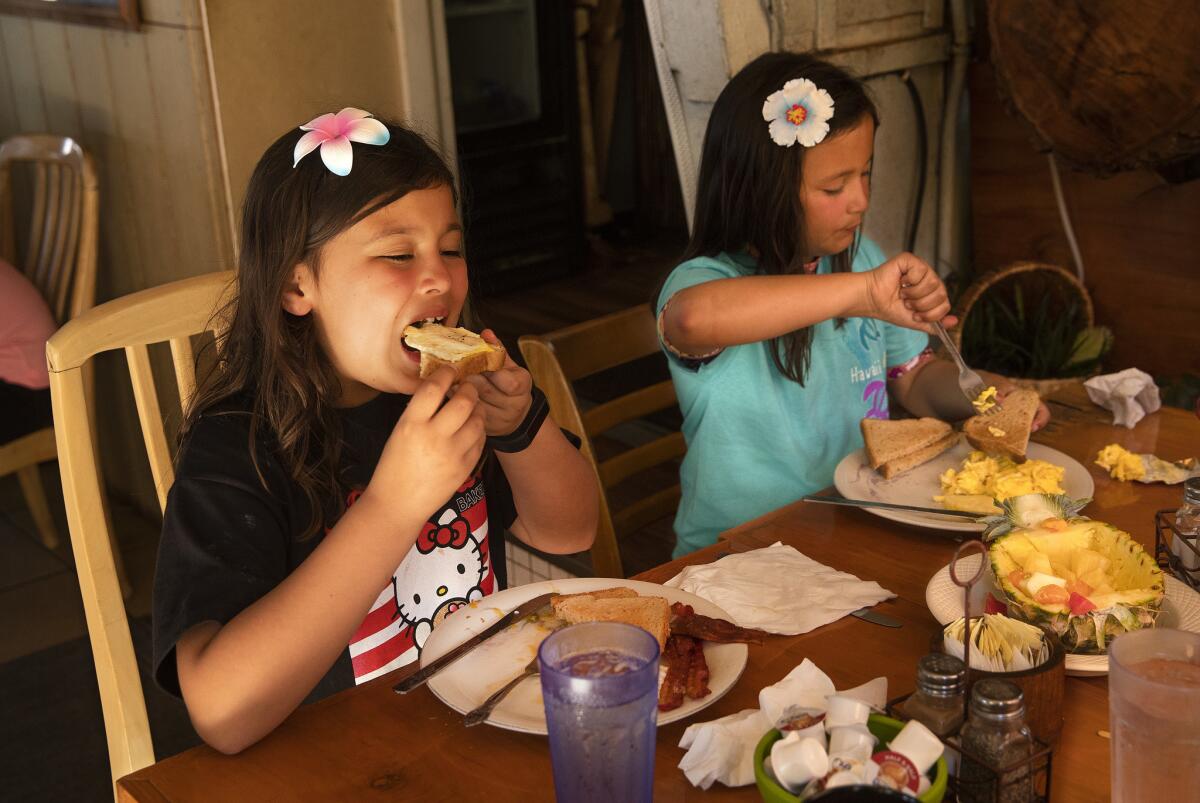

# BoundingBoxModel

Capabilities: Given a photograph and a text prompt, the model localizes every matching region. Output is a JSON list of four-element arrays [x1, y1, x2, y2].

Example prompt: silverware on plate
[[801, 493, 982, 520], [463, 655, 541, 727], [393, 591, 557, 694]]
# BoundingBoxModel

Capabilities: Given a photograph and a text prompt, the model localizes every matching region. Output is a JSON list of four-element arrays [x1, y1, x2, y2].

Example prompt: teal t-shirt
[[656, 237, 928, 557]]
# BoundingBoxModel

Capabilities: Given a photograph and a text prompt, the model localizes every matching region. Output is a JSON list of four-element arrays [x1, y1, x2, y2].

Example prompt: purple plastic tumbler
[[538, 622, 660, 802]]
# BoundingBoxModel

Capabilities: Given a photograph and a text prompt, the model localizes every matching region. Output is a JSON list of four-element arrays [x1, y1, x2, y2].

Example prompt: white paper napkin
[[664, 542, 895, 634], [1084, 368, 1161, 428], [677, 658, 888, 789], [678, 708, 770, 789]]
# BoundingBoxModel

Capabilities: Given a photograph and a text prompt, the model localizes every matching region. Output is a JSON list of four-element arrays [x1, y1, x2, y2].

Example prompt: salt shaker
[[958, 679, 1034, 803], [1171, 477, 1200, 573], [904, 653, 966, 738]]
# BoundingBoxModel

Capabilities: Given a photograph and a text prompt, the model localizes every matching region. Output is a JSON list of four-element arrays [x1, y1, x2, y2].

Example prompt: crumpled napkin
[[1084, 368, 1161, 428], [664, 542, 895, 634], [677, 659, 887, 789]]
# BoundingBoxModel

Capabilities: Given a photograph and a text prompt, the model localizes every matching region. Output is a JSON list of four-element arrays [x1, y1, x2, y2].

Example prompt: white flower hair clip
[[762, 78, 835, 148], [292, 108, 390, 176]]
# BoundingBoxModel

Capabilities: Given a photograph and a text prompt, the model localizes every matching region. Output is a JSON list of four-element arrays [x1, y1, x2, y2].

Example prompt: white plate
[[421, 578, 749, 734], [925, 553, 1200, 676], [833, 440, 1095, 532]]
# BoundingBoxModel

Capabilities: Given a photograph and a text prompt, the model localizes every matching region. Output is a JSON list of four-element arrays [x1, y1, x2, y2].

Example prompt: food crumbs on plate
[[972, 386, 998, 413], [1095, 444, 1146, 481], [987, 426, 1007, 438]]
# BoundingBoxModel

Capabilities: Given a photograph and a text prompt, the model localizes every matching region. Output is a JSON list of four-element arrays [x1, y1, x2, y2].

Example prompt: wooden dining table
[[117, 385, 1198, 802]]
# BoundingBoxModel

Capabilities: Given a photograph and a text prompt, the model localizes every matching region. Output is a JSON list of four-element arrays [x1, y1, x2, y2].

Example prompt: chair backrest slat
[[26, 162, 48, 286], [540, 306, 662, 381], [581, 380, 678, 438], [51, 169, 82, 321], [126, 344, 177, 514], [169, 335, 198, 415], [37, 163, 65, 292]]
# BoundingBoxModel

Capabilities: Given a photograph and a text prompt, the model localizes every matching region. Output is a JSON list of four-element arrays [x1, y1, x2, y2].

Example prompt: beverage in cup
[[538, 622, 660, 802], [1108, 628, 1200, 801]]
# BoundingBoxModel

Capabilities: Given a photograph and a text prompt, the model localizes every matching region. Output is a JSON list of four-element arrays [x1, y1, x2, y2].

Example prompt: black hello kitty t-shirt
[[152, 391, 515, 703]]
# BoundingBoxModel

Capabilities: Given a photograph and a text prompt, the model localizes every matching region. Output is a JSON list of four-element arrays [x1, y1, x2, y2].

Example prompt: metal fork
[[464, 655, 539, 727], [931, 320, 996, 413]]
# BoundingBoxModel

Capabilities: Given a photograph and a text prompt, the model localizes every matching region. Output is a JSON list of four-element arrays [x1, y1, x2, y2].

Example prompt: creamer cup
[[825, 695, 871, 730], [828, 724, 875, 762], [770, 735, 829, 792], [888, 719, 943, 775]]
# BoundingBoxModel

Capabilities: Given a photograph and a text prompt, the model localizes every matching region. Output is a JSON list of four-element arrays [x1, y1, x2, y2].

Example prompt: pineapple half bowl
[[983, 494, 1165, 654]]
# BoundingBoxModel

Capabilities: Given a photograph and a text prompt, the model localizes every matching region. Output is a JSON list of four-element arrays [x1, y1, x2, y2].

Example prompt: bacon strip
[[684, 636, 711, 701], [670, 602, 770, 645], [658, 635, 692, 711]]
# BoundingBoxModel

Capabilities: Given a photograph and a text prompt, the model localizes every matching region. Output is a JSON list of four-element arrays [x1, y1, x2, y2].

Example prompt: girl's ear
[[281, 264, 315, 316]]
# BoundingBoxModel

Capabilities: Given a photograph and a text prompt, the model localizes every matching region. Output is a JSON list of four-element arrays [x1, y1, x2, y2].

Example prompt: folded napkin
[[677, 659, 887, 789], [664, 542, 895, 634], [1084, 368, 1161, 429]]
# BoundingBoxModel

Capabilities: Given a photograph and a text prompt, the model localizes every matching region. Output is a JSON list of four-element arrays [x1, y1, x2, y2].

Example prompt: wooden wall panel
[[968, 61, 1200, 379], [0, 2, 232, 513]]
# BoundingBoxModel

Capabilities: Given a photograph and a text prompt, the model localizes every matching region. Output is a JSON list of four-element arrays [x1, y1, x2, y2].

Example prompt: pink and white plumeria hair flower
[[292, 108, 390, 176], [761, 78, 835, 148]]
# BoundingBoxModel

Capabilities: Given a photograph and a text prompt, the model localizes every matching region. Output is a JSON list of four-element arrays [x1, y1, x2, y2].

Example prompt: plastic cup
[[1108, 628, 1200, 801], [538, 622, 660, 802]]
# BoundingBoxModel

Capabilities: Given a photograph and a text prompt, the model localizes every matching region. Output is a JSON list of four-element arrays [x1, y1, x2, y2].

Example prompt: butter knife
[[850, 608, 902, 628], [393, 591, 557, 694], [801, 494, 982, 519]]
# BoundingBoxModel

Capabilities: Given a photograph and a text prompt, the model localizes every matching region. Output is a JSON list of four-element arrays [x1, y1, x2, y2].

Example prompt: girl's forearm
[[176, 496, 425, 754], [497, 418, 599, 554], [890, 358, 977, 420], [662, 273, 870, 355]]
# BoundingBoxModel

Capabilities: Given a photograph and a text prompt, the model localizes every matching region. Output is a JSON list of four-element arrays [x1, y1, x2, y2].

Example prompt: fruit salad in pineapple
[[984, 494, 1165, 654]]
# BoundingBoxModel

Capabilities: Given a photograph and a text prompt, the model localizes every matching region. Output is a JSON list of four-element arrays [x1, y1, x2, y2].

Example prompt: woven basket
[[951, 261, 1096, 395]]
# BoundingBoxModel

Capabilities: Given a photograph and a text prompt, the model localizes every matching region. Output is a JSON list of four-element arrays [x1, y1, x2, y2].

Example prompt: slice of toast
[[549, 587, 639, 606], [879, 431, 960, 479], [402, 323, 505, 380], [860, 417, 953, 469], [551, 593, 671, 651], [963, 389, 1040, 462]]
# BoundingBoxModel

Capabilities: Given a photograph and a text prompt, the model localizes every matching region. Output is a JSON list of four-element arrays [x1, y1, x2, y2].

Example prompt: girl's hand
[[461, 329, 535, 437], [363, 366, 486, 524], [864, 252, 957, 332]]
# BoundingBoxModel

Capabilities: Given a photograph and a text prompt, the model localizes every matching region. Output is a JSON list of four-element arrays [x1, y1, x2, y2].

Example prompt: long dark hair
[[682, 52, 878, 384], [183, 119, 456, 539]]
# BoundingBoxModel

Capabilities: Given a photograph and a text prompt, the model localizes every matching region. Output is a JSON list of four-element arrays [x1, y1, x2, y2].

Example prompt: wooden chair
[[0, 134, 99, 550], [46, 270, 234, 789], [519, 305, 685, 578]]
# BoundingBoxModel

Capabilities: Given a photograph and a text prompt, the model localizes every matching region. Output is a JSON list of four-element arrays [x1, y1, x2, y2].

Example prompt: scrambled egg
[[972, 386, 998, 413], [1095, 443, 1146, 481], [938, 450, 1065, 501], [987, 426, 1007, 438]]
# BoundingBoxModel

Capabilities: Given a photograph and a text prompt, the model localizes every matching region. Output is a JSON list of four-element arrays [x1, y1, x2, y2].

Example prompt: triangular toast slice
[[861, 417, 953, 469], [963, 389, 1040, 462], [879, 431, 960, 479]]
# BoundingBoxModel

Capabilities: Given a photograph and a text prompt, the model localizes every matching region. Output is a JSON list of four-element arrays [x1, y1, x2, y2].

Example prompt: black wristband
[[488, 385, 550, 453]]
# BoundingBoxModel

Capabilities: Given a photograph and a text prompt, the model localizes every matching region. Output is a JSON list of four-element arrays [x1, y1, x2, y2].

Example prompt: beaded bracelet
[[488, 385, 550, 453]]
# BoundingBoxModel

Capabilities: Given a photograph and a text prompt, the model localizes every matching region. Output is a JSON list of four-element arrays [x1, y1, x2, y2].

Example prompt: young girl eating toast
[[153, 111, 598, 753], [657, 54, 1049, 557]]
